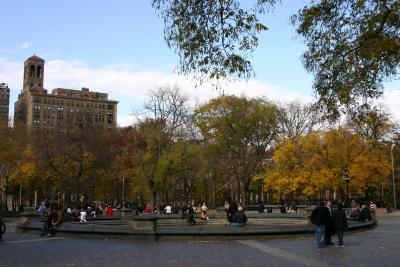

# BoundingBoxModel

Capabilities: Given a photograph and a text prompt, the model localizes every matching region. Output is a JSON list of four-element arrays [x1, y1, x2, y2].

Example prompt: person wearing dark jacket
[[311, 201, 333, 247], [227, 201, 238, 223], [333, 203, 348, 247], [185, 204, 196, 226], [40, 206, 55, 237], [257, 202, 265, 213], [229, 206, 247, 227], [324, 200, 335, 246]]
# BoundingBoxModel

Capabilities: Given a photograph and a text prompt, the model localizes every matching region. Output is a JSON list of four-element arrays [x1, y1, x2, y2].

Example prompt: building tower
[[23, 55, 45, 93], [0, 83, 10, 127]]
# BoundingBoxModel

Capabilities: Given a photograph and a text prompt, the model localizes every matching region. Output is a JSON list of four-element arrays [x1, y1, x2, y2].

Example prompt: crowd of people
[[349, 200, 375, 222], [37, 201, 116, 237], [35, 198, 379, 238], [310, 199, 377, 248]]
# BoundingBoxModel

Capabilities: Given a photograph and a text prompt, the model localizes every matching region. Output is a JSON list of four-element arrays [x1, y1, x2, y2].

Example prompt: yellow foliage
[[261, 127, 392, 199]]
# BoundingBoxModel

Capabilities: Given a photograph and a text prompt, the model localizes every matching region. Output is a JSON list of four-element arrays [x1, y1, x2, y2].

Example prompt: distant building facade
[[14, 55, 118, 129], [0, 82, 10, 128]]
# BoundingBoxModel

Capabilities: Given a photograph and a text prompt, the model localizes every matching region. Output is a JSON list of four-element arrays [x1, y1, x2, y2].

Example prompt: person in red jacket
[[106, 205, 113, 216]]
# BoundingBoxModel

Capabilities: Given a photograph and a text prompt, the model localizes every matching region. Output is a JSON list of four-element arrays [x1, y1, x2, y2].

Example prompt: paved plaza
[[0, 211, 399, 267]]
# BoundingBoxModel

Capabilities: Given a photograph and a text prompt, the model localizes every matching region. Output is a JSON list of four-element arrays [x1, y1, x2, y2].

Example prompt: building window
[[30, 65, 35, 77], [108, 104, 113, 109], [107, 111, 113, 123], [58, 107, 64, 113], [37, 66, 42, 78], [34, 105, 41, 110], [33, 97, 41, 103]]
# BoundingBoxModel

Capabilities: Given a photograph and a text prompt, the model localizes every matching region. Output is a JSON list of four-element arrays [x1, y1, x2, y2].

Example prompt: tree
[[0, 127, 29, 210], [346, 103, 393, 143], [293, 0, 400, 119], [193, 95, 279, 205], [152, 0, 278, 82], [277, 101, 324, 140], [154, 1, 400, 120], [132, 86, 190, 207], [30, 128, 119, 206], [262, 127, 392, 203]]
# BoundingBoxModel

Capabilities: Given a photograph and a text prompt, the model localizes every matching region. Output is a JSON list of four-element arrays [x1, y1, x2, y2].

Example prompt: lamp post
[[122, 178, 125, 208], [343, 168, 350, 204], [91, 184, 95, 206], [391, 143, 397, 210], [4, 176, 9, 211], [57, 192, 61, 209]]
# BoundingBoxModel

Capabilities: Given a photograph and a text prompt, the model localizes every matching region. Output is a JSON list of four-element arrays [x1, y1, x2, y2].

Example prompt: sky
[[1, 0, 399, 127]]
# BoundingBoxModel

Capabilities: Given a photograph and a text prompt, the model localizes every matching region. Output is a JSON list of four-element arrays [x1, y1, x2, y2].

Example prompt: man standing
[[324, 200, 335, 246], [311, 203, 328, 247], [311, 201, 333, 247], [333, 203, 348, 247]]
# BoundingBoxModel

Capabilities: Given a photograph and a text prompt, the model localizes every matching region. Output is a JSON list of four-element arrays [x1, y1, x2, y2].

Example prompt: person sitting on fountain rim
[[229, 206, 247, 227]]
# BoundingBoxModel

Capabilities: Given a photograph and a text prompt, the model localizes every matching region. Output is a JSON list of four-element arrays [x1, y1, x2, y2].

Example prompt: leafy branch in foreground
[[293, 0, 400, 120], [152, 0, 278, 83]]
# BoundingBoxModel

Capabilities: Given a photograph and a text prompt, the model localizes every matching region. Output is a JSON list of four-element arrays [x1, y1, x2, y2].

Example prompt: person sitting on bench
[[229, 206, 247, 227]]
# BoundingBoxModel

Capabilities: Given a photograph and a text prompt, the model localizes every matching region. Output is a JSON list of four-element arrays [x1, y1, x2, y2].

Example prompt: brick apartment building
[[14, 55, 118, 129]]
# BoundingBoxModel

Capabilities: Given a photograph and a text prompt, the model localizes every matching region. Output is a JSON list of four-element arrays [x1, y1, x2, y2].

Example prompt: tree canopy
[[152, 0, 278, 82], [293, 0, 400, 119], [153, 0, 400, 119]]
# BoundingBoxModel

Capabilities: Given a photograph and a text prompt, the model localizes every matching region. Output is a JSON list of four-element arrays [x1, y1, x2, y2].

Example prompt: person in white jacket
[[80, 209, 87, 223]]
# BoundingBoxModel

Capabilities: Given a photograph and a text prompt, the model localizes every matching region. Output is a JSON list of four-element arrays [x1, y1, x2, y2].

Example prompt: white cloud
[[4, 56, 399, 127], [41, 59, 309, 127], [16, 42, 32, 49], [380, 89, 400, 123]]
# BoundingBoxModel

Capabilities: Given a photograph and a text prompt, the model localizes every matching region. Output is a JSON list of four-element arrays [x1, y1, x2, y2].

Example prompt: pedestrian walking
[[333, 203, 348, 247]]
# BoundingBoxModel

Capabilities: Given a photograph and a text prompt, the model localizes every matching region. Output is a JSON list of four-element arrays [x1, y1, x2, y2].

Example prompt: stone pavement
[[0, 211, 398, 266]]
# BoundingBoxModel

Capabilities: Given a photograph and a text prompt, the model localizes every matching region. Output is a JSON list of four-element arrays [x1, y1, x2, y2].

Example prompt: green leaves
[[293, 0, 400, 120], [193, 95, 279, 203], [152, 0, 277, 83]]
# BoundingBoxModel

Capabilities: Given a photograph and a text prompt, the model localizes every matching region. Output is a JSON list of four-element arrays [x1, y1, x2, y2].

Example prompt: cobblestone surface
[[0, 211, 399, 267]]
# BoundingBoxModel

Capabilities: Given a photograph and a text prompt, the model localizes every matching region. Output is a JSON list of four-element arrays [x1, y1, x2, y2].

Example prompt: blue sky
[[1, 1, 399, 126]]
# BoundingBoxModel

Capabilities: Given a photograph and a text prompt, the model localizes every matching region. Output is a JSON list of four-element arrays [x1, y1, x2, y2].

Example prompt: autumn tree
[[155, 140, 207, 205], [0, 127, 29, 210], [131, 86, 190, 207], [263, 127, 392, 203], [30, 127, 120, 206], [193, 95, 279, 205]]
